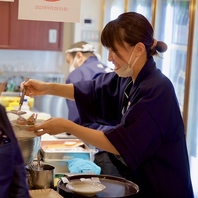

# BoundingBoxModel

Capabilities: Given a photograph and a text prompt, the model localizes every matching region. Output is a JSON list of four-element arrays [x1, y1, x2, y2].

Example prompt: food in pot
[[16, 113, 38, 125]]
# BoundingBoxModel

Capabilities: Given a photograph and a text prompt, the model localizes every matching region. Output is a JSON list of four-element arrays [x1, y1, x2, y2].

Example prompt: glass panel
[[154, 0, 189, 114], [187, 0, 198, 158], [186, 0, 198, 196], [101, 0, 125, 67], [128, 0, 152, 23], [101, 0, 153, 68]]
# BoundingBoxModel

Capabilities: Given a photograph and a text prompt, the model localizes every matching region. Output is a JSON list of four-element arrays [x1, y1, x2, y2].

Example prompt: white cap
[[65, 43, 96, 54]]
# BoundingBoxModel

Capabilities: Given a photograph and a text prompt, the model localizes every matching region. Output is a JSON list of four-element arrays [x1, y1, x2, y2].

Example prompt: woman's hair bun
[[156, 41, 168, 53]]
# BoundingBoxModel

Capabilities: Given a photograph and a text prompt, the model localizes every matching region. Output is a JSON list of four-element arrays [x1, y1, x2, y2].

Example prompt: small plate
[[66, 181, 106, 197]]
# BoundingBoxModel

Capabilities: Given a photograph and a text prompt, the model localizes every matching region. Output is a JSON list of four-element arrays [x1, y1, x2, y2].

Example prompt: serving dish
[[40, 139, 96, 161], [66, 181, 106, 197], [57, 174, 139, 198], [40, 139, 97, 174]]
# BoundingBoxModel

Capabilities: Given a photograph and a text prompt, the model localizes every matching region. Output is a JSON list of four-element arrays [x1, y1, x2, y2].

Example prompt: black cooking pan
[[57, 174, 139, 198]]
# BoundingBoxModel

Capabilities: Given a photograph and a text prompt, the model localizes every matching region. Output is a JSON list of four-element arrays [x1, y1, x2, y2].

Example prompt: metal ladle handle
[[18, 78, 29, 110]]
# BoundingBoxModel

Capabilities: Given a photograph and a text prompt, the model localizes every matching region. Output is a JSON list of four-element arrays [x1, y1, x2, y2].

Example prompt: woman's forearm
[[48, 83, 74, 100], [67, 121, 119, 155]]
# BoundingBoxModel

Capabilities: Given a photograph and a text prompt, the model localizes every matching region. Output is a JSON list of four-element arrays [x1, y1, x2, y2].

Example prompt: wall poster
[[18, 0, 81, 22]]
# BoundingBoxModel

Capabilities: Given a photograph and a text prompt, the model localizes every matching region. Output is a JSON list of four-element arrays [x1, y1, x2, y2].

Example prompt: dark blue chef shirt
[[73, 57, 194, 198], [66, 56, 110, 124]]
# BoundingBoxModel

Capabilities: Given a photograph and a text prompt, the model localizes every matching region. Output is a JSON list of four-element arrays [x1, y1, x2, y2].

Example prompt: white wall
[[73, 0, 104, 53]]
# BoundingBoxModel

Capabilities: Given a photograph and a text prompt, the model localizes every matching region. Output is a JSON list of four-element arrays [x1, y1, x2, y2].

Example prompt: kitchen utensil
[[8, 110, 27, 115], [9, 77, 29, 116], [27, 150, 43, 171], [40, 139, 95, 161], [28, 164, 38, 171], [37, 150, 44, 171], [26, 164, 55, 190], [17, 136, 41, 165], [57, 174, 139, 198], [28, 162, 43, 172]]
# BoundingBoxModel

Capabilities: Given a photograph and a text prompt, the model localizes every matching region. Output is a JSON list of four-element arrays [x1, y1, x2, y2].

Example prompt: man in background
[[65, 41, 112, 123], [65, 41, 120, 176]]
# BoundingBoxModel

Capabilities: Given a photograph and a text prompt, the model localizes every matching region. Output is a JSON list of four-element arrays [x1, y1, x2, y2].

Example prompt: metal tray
[[57, 174, 139, 198], [40, 139, 95, 161]]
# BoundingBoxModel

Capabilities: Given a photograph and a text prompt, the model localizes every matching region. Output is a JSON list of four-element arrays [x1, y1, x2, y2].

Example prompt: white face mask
[[68, 56, 80, 73], [115, 50, 139, 78], [69, 64, 75, 73]]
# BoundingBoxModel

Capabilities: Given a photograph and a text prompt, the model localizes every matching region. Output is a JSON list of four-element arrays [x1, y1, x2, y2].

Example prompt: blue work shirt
[[66, 56, 111, 125], [73, 57, 194, 197]]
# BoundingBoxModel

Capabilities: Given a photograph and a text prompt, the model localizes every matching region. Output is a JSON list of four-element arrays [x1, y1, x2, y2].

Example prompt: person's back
[[0, 104, 30, 198]]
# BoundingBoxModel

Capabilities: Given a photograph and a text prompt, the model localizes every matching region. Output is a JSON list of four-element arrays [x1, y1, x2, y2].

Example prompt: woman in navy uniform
[[23, 12, 194, 197]]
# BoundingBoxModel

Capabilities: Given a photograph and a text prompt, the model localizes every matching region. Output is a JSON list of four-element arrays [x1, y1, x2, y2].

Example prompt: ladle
[[37, 150, 42, 171], [8, 110, 27, 116], [28, 151, 43, 171], [8, 78, 29, 116]]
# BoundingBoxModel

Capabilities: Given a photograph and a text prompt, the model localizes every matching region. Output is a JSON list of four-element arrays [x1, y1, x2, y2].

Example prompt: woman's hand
[[21, 79, 50, 97], [26, 117, 70, 136]]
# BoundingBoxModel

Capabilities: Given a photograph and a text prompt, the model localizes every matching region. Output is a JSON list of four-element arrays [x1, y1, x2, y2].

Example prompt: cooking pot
[[8, 112, 45, 165], [17, 136, 41, 165], [9, 118, 41, 165]]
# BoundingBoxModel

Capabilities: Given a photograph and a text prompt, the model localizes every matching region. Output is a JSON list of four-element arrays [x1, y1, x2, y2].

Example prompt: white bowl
[[66, 181, 106, 197]]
